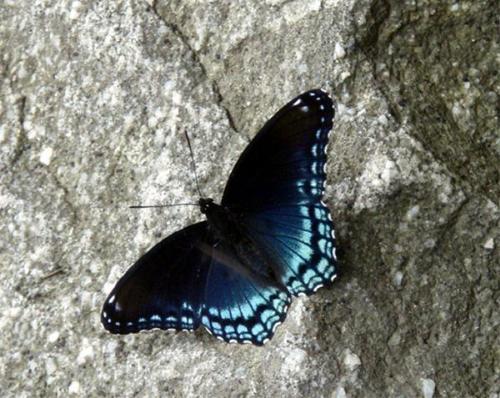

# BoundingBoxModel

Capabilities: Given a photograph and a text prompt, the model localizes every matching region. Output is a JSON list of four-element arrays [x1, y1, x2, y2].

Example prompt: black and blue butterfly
[[101, 89, 338, 345]]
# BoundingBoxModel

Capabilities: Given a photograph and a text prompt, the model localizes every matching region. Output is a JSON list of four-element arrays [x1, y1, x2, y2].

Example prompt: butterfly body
[[202, 198, 283, 281], [199, 198, 242, 245], [102, 89, 338, 345]]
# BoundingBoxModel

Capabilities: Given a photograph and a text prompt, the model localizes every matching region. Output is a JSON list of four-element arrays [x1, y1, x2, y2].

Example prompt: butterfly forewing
[[101, 222, 210, 334], [222, 89, 338, 296]]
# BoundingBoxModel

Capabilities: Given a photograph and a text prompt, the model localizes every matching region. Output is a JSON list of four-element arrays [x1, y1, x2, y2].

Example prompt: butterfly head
[[199, 198, 215, 214]]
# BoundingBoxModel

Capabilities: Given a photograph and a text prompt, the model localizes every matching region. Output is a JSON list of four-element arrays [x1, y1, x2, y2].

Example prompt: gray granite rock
[[0, 0, 497, 397]]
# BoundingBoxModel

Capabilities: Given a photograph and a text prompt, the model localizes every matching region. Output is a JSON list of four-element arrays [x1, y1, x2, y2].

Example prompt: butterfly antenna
[[129, 203, 198, 209], [183, 130, 204, 198]]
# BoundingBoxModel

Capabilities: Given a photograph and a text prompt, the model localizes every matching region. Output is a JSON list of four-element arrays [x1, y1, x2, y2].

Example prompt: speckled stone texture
[[0, 0, 498, 397]]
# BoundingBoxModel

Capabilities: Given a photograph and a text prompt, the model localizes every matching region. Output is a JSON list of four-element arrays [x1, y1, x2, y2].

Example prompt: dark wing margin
[[221, 89, 338, 296]]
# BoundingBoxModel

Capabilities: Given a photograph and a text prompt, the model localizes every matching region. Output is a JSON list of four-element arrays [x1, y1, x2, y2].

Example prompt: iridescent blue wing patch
[[242, 204, 337, 296], [222, 89, 338, 296], [101, 222, 290, 344], [201, 240, 290, 345]]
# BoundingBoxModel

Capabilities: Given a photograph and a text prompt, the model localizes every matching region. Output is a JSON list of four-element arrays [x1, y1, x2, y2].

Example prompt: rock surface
[[0, 0, 497, 397]]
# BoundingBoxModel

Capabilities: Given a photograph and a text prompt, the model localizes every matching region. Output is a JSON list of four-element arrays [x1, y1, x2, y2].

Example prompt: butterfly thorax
[[199, 198, 275, 281], [199, 198, 243, 243]]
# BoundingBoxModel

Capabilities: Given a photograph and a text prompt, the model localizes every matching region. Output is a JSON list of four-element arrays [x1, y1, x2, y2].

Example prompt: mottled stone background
[[0, 0, 498, 397]]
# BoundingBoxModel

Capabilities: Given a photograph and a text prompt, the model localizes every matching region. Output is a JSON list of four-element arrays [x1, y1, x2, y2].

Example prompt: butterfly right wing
[[101, 221, 290, 345], [221, 90, 338, 297]]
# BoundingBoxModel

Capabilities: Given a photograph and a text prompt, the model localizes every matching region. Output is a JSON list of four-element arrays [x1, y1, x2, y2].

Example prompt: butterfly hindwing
[[102, 222, 290, 344], [201, 240, 290, 345], [222, 89, 338, 296], [242, 204, 337, 296]]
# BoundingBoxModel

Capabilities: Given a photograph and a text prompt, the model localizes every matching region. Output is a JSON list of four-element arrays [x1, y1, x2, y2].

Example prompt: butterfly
[[101, 89, 338, 345]]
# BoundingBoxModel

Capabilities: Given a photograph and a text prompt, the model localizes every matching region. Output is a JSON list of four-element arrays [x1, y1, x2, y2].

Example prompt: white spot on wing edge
[[292, 98, 301, 106], [108, 295, 115, 304], [313, 283, 324, 292], [203, 326, 213, 335], [272, 321, 282, 333]]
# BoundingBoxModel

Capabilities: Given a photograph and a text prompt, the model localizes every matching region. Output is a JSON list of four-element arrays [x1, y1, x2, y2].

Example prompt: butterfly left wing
[[101, 221, 290, 345], [221, 89, 338, 297], [101, 222, 210, 334]]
